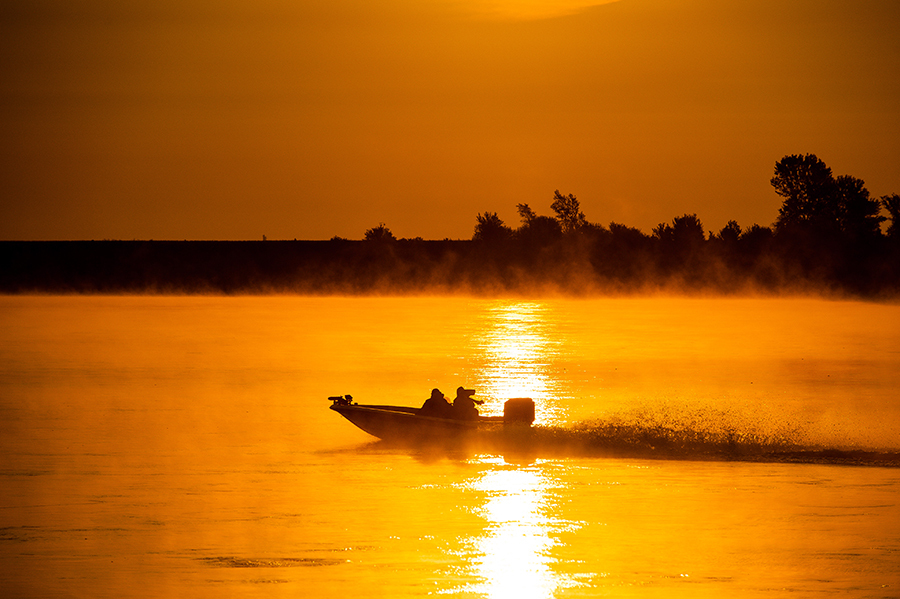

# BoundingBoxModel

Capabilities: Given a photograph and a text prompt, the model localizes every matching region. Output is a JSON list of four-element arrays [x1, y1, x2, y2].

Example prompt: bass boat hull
[[328, 396, 534, 442]]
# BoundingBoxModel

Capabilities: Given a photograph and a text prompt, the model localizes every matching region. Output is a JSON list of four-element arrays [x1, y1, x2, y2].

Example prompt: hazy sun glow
[[456, 0, 619, 20], [471, 301, 566, 425], [1, 1, 897, 241]]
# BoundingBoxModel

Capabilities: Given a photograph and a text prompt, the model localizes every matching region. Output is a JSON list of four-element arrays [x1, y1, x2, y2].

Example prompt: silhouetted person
[[452, 387, 483, 420], [420, 388, 452, 418]]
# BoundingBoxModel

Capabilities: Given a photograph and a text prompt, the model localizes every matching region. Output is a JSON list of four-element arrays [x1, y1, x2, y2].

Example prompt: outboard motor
[[503, 398, 535, 425]]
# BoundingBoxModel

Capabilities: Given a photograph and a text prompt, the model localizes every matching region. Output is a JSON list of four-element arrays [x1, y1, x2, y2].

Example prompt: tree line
[[362, 154, 900, 296], [2, 154, 897, 297]]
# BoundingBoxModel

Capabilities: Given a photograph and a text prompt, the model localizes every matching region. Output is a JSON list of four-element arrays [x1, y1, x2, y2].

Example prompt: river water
[[1, 295, 898, 598]]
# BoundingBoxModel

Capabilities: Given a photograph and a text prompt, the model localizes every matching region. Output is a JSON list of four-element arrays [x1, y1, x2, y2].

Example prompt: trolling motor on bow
[[328, 395, 354, 406]]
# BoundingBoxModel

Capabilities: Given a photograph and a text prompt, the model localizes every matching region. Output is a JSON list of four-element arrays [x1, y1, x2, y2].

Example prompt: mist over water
[[1, 295, 898, 597]]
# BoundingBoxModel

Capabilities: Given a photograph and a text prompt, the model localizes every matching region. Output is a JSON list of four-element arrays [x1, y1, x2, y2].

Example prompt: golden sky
[[1, 0, 898, 240]]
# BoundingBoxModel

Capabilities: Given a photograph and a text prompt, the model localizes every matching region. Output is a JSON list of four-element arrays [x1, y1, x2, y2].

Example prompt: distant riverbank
[[2, 239, 898, 298]]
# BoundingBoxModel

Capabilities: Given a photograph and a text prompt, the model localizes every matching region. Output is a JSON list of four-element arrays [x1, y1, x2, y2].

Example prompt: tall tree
[[516, 203, 536, 225], [550, 190, 587, 234], [771, 154, 885, 247], [771, 154, 838, 233]]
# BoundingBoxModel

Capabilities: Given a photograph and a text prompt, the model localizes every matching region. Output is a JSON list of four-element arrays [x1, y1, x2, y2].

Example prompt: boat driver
[[452, 387, 483, 420], [420, 388, 453, 417]]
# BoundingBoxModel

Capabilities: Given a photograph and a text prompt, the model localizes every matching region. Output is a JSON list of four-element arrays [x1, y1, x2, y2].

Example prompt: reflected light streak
[[473, 301, 565, 425], [447, 459, 581, 598]]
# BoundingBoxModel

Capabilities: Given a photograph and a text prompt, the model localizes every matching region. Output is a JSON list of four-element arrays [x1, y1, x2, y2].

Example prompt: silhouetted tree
[[768, 155, 893, 289], [771, 154, 838, 234], [516, 215, 562, 247], [709, 220, 742, 269], [550, 190, 587, 234], [741, 224, 774, 248], [879, 194, 900, 292], [590, 222, 653, 286], [652, 221, 673, 242], [653, 214, 704, 247], [672, 214, 705, 247], [512, 202, 562, 248], [834, 175, 885, 243], [608, 222, 648, 246], [516, 203, 537, 224], [883, 194, 900, 239], [473, 212, 513, 243], [715, 220, 742, 245], [652, 214, 707, 284], [735, 224, 778, 289], [364, 223, 396, 242]]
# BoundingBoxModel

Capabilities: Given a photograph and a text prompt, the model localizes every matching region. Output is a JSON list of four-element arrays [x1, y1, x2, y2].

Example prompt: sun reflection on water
[[447, 457, 581, 598], [471, 301, 566, 425]]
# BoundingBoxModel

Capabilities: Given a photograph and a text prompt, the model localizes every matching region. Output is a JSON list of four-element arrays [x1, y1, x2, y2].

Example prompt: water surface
[[1, 296, 898, 597]]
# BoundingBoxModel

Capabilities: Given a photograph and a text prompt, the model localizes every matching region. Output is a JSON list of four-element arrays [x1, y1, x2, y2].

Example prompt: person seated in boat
[[419, 388, 453, 418], [452, 387, 483, 420]]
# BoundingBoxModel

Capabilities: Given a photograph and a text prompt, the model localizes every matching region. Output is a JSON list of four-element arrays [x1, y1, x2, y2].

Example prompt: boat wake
[[367, 406, 900, 468], [521, 422, 900, 468]]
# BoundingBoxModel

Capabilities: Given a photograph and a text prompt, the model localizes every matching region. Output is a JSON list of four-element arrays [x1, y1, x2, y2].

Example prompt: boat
[[328, 394, 535, 442]]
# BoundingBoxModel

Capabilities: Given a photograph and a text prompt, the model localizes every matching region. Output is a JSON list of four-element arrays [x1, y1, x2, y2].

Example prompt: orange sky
[[1, 0, 898, 241]]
